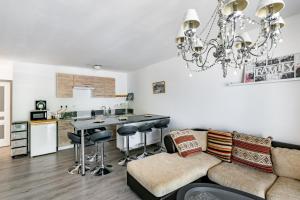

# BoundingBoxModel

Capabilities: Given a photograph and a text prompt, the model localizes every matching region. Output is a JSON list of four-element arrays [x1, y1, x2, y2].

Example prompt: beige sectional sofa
[[127, 130, 300, 200], [127, 152, 221, 198]]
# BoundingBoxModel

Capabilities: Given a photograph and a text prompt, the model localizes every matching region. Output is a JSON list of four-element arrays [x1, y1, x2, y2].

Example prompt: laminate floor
[[0, 141, 142, 200]]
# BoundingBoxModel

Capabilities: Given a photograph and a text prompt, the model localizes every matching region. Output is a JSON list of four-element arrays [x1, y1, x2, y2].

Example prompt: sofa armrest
[[164, 134, 178, 154]]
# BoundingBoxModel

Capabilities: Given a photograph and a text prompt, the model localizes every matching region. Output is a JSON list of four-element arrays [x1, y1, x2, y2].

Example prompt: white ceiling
[[0, 0, 299, 71]]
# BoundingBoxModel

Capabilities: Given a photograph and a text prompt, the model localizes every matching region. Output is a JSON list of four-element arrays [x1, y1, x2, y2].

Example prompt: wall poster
[[243, 53, 300, 83]]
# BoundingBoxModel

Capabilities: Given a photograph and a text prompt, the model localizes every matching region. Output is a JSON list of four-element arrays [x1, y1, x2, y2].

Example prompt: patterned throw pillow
[[232, 132, 273, 173], [207, 130, 233, 162], [170, 130, 202, 157]]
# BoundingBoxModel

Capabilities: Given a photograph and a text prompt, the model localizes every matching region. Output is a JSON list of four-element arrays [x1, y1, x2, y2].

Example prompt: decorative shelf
[[115, 94, 127, 98], [227, 78, 300, 87]]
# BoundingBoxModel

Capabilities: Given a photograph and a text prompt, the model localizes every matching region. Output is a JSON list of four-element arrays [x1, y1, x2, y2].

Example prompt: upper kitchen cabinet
[[56, 73, 116, 98], [92, 77, 115, 97], [56, 73, 74, 98], [73, 75, 94, 87]]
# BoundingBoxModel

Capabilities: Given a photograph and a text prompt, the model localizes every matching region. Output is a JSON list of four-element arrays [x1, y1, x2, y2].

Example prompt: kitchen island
[[71, 114, 170, 175]]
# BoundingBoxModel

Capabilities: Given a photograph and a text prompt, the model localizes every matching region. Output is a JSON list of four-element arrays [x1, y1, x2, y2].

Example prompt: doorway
[[0, 81, 11, 147]]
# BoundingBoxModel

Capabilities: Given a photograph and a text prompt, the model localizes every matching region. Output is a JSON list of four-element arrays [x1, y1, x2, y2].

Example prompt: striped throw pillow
[[232, 132, 273, 173], [170, 130, 202, 157], [207, 130, 233, 162]]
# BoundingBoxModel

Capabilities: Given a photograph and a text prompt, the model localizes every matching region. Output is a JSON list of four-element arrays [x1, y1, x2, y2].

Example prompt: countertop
[[30, 119, 57, 125], [71, 114, 170, 130]]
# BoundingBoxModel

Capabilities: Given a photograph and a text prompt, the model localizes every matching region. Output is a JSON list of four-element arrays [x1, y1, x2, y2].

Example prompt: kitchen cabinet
[[56, 73, 115, 98], [73, 75, 94, 87], [92, 77, 115, 97], [57, 120, 73, 149], [56, 73, 74, 98], [30, 120, 57, 157]]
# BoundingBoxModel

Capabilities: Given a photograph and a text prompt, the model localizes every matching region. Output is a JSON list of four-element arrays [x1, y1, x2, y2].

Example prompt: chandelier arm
[[195, 46, 217, 68], [202, 39, 219, 54], [181, 52, 195, 63]]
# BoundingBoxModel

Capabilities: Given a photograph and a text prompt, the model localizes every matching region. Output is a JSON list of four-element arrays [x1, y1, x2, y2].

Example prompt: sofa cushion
[[127, 152, 221, 197], [207, 130, 233, 162], [190, 130, 207, 151], [170, 130, 202, 157], [272, 147, 300, 181], [232, 132, 273, 173], [208, 162, 277, 198], [266, 177, 300, 200]]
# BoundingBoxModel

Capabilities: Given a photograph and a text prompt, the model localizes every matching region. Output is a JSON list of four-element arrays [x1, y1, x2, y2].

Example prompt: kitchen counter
[[71, 114, 170, 130], [30, 119, 57, 125]]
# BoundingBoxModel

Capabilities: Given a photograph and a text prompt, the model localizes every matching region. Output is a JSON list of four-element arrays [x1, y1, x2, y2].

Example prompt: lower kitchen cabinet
[[57, 120, 74, 150]]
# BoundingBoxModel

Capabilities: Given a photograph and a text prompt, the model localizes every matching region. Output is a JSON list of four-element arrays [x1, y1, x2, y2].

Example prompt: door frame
[[0, 80, 12, 147]]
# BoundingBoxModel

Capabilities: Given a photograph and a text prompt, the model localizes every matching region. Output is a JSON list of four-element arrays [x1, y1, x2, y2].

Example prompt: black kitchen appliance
[[30, 110, 47, 120], [35, 100, 47, 110]]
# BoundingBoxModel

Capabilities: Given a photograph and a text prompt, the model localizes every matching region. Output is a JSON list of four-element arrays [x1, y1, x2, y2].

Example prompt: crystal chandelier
[[176, 0, 285, 77]]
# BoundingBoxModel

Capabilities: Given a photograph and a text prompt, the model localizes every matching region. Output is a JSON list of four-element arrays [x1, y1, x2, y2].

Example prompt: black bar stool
[[117, 125, 138, 166], [86, 127, 106, 162], [154, 118, 170, 152], [137, 123, 154, 159], [90, 130, 112, 176], [67, 132, 93, 174]]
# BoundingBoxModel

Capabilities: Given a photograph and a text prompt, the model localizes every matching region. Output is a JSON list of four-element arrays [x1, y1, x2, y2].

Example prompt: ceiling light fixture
[[93, 65, 102, 70], [176, 0, 285, 77]]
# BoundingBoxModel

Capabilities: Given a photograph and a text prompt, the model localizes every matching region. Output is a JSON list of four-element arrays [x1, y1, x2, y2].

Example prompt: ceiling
[[0, 0, 299, 71]]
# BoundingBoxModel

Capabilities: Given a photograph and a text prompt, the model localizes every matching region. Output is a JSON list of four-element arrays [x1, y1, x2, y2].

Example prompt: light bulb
[[189, 72, 193, 77]]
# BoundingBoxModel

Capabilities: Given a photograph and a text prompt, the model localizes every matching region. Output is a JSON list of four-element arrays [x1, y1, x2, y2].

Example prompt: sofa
[[127, 129, 300, 200]]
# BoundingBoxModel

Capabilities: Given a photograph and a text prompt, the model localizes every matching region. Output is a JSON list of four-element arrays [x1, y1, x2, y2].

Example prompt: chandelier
[[176, 0, 285, 77]]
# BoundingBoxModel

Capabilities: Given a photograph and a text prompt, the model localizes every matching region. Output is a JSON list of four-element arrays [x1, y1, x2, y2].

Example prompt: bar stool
[[67, 132, 93, 174], [117, 125, 138, 166], [137, 123, 154, 159], [86, 127, 107, 162], [90, 130, 112, 176], [154, 118, 170, 153]]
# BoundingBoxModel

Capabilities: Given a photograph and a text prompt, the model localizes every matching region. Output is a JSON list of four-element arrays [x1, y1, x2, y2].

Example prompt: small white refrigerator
[[30, 120, 57, 157]]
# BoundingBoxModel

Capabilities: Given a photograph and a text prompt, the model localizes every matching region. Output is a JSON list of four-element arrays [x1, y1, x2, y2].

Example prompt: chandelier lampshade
[[193, 38, 204, 53], [271, 16, 285, 29], [222, 0, 249, 16], [183, 9, 200, 31], [236, 32, 252, 48], [256, 0, 285, 18], [176, 25, 186, 45]]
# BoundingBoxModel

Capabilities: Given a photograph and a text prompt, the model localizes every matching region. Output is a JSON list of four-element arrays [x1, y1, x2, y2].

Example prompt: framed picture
[[243, 53, 300, 83], [152, 81, 165, 94]]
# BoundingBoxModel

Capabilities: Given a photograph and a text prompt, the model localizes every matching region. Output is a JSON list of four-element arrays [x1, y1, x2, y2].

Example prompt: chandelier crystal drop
[[175, 0, 285, 77]]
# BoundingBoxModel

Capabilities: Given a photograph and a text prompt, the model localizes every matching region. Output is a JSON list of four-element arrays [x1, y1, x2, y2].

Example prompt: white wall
[[13, 62, 128, 121], [128, 14, 300, 145], [0, 59, 13, 80]]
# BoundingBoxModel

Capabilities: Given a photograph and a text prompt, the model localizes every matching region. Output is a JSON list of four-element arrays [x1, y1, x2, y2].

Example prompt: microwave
[[30, 110, 47, 120]]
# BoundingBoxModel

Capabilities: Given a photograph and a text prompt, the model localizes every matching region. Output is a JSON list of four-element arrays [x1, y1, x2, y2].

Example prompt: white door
[[0, 81, 11, 147]]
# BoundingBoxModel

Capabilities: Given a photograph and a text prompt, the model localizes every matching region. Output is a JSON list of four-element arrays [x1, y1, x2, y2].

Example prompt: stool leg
[[137, 132, 153, 159], [118, 135, 135, 166], [75, 144, 78, 163], [94, 142, 111, 176], [154, 128, 166, 153]]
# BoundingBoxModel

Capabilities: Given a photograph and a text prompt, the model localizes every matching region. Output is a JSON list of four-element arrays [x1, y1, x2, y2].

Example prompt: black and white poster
[[243, 53, 300, 83]]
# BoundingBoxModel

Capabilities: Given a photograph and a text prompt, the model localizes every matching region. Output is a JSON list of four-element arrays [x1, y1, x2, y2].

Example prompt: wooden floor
[[0, 141, 141, 200]]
